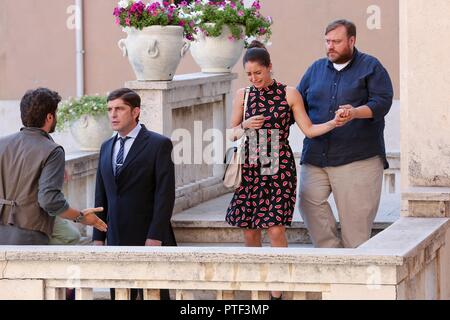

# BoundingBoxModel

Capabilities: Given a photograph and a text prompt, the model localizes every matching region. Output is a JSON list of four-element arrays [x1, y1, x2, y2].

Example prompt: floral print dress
[[226, 81, 297, 229]]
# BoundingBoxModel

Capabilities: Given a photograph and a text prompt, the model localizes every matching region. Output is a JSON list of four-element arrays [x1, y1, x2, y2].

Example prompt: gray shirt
[[36, 136, 69, 216]]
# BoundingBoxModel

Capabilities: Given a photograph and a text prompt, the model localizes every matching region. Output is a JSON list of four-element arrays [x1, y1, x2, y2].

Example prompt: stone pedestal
[[126, 73, 237, 213], [400, 0, 450, 217]]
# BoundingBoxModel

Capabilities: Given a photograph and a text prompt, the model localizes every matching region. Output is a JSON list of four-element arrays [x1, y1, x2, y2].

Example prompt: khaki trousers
[[298, 156, 384, 248]]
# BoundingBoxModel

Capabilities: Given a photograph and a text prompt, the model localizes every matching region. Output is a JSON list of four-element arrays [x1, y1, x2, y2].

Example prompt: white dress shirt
[[112, 123, 142, 175]]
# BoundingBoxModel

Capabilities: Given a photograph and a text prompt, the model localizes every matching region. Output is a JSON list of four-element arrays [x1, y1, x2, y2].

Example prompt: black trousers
[[110, 288, 171, 300]]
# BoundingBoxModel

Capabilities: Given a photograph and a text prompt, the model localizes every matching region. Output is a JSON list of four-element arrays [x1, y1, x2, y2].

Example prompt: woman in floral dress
[[226, 41, 343, 299]]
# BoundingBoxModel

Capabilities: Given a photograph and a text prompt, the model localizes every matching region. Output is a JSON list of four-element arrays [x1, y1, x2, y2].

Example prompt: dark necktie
[[115, 136, 130, 176]]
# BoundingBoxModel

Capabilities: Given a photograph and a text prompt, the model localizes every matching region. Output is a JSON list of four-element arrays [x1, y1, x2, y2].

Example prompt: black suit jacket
[[93, 125, 176, 246]]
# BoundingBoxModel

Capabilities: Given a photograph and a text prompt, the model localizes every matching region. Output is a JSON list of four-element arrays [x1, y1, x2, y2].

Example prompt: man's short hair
[[107, 88, 141, 109], [20, 88, 61, 128], [325, 19, 357, 38]]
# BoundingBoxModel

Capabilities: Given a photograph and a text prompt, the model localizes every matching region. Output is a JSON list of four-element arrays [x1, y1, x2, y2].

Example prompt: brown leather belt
[[0, 198, 17, 225]]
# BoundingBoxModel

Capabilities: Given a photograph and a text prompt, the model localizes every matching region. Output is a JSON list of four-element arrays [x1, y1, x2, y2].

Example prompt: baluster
[[75, 288, 93, 300], [115, 288, 130, 300]]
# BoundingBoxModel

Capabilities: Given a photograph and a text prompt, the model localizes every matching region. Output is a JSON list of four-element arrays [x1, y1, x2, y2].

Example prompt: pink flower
[[113, 7, 122, 17], [252, 1, 261, 10]]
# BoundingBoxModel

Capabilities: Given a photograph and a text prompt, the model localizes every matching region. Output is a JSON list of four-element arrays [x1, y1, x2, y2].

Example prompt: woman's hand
[[334, 108, 352, 127], [242, 115, 265, 130]]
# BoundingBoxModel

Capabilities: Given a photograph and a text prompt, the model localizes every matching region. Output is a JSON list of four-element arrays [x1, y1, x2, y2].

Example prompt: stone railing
[[384, 152, 400, 194], [65, 150, 401, 221], [63, 152, 99, 210], [126, 73, 237, 212], [63, 152, 227, 217], [1, 217, 449, 300]]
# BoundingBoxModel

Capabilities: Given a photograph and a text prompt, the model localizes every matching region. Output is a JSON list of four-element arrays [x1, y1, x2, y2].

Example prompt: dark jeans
[[110, 288, 171, 300], [0, 224, 49, 245]]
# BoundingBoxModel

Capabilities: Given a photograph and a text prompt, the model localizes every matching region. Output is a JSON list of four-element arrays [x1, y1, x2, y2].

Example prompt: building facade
[[0, 0, 399, 99]]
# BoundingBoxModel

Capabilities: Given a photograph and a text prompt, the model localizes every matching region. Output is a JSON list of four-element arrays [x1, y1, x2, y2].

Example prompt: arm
[[92, 155, 108, 244], [146, 139, 175, 246], [338, 63, 394, 123], [296, 66, 312, 112], [287, 87, 337, 138], [227, 88, 265, 142], [38, 147, 107, 232]]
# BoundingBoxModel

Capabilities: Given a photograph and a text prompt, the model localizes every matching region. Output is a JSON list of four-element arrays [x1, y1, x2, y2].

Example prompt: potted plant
[[57, 96, 113, 151], [114, 0, 195, 81], [180, 0, 273, 73]]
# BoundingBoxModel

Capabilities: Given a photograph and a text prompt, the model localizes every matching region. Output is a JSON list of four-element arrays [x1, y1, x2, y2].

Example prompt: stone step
[[172, 192, 401, 244]]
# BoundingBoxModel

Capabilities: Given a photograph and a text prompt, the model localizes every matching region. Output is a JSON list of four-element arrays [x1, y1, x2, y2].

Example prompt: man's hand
[[145, 239, 162, 246], [81, 207, 108, 232], [335, 104, 355, 127]]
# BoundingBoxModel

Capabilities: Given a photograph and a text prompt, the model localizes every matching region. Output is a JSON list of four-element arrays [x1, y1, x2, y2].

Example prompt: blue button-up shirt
[[297, 48, 393, 169]]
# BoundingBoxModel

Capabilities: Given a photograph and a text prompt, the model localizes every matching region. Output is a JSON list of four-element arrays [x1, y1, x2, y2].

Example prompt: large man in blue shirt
[[297, 20, 393, 248]]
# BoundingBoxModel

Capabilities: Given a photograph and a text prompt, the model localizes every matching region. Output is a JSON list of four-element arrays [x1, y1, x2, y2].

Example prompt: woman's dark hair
[[243, 40, 271, 67], [20, 88, 61, 128]]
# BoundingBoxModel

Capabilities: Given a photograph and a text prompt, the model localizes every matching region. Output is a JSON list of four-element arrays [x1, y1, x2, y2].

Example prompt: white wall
[[0, 100, 80, 153]]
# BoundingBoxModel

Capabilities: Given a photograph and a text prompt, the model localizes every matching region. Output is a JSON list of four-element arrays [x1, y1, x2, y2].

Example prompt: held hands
[[334, 104, 355, 127], [80, 207, 108, 232], [242, 115, 265, 130]]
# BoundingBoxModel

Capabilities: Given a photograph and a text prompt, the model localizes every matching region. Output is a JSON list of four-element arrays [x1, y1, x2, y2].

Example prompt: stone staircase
[[172, 192, 401, 247]]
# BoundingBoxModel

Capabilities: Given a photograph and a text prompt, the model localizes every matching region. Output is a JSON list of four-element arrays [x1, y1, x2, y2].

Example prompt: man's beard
[[328, 47, 353, 64], [49, 118, 57, 133]]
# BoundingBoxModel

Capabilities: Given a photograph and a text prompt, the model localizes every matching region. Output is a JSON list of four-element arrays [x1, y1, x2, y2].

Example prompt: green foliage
[[181, 0, 272, 46], [114, 1, 195, 40], [56, 96, 108, 131]]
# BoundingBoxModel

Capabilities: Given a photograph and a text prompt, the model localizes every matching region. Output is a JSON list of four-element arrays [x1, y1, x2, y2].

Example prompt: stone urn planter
[[190, 24, 245, 73], [118, 26, 190, 81], [70, 115, 113, 151]]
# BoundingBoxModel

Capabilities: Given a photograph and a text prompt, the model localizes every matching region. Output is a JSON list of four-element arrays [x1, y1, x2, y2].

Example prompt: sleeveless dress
[[226, 81, 297, 229]]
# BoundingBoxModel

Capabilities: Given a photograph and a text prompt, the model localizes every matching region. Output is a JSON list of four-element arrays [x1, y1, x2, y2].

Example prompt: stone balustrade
[[1, 217, 448, 300], [64, 150, 401, 220]]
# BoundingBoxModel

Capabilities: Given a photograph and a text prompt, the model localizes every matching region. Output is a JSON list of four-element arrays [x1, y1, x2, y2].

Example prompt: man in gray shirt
[[0, 88, 107, 245]]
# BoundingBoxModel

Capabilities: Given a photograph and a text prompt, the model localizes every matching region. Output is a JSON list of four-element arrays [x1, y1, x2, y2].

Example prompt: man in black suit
[[93, 88, 176, 300]]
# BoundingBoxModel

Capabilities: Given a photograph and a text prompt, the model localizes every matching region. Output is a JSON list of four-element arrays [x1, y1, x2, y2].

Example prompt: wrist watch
[[73, 211, 84, 223]]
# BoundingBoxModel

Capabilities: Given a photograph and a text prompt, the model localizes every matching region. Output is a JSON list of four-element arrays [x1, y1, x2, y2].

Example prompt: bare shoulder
[[285, 86, 300, 97], [233, 88, 247, 107], [285, 86, 301, 106], [235, 87, 246, 98]]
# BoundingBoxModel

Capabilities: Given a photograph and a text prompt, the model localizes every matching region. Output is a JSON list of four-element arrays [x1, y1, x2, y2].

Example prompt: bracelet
[[73, 211, 84, 223]]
